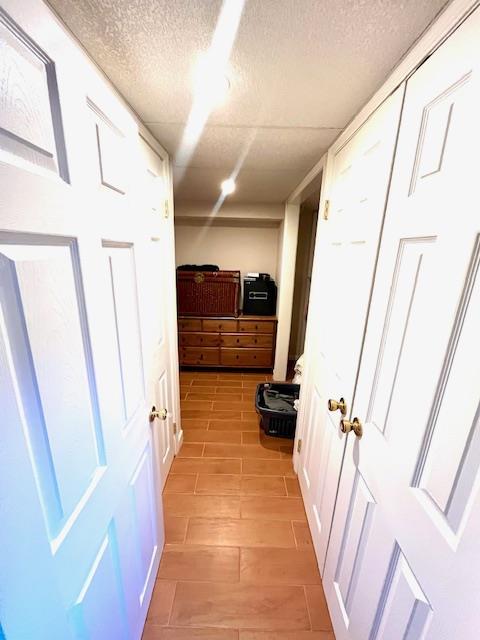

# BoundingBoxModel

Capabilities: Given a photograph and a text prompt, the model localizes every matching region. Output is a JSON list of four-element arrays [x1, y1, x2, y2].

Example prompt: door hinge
[[164, 200, 169, 219], [323, 199, 330, 220], [297, 438, 302, 454], [173, 422, 177, 435]]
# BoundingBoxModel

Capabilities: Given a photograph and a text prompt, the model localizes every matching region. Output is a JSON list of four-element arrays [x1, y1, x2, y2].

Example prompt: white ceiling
[[49, 0, 448, 203]]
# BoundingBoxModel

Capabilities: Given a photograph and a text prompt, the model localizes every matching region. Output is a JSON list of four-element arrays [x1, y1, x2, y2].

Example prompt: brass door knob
[[328, 397, 347, 416], [340, 417, 363, 438], [149, 406, 168, 422]]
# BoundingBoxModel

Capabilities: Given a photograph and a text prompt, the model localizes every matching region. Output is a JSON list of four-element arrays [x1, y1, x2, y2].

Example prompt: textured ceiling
[[49, 0, 448, 203]]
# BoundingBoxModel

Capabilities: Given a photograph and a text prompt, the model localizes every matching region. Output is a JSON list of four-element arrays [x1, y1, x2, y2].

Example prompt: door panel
[[103, 242, 144, 424], [324, 9, 480, 639], [300, 379, 345, 565], [365, 236, 436, 437], [333, 469, 375, 619], [155, 369, 173, 468], [371, 544, 432, 640], [296, 87, 404, 571], [71, 532, 128, 640], [128, 444, 159, 604], [0, 7, 68, 178], [0, 2, 173, 638]]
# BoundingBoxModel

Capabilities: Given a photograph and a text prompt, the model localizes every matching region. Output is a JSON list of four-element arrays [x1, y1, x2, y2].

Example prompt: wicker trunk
[[176, 270, 240, 317]]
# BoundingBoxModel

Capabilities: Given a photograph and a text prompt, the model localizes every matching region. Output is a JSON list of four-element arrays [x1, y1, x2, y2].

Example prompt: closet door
[[296, 88, 404, 570], [324, 8, 480, 639], [0, 3, 171, 638]]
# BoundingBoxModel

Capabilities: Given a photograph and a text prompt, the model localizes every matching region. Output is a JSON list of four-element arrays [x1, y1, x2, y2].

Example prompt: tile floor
[[143, 370, 335, 640]]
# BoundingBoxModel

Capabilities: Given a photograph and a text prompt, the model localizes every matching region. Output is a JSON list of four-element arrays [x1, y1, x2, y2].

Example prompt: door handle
[[149, 406, 168, 422], [340, 417, 363, 438], [328, 397, 347, 415]]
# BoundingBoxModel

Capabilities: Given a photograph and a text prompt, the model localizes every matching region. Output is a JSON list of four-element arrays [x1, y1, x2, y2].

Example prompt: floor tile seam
[[291, 519, 300, 549], [166, 580, 179, 627], [184, 545, 298, 552], [201, 455, 284, 461], [170, 494, 303, 504], [182, 517, 189, 544], [191, 492, 288, 498], [163, 577, 313, 589], [161, 576, 320, 589], [303, 584, 314, 631], [151, 625, 241, 637], [237, 578, 322, 588], [185, 515, 305, 527], [159, 576, 240, 585]]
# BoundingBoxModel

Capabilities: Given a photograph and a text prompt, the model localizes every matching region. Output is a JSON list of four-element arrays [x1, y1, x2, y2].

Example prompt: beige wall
[[174, 221, 280, 304], [174, 201, 284, 222]]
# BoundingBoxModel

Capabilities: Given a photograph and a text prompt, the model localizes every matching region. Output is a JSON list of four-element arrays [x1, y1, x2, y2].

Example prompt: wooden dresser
[[178, 314, 277, 369]]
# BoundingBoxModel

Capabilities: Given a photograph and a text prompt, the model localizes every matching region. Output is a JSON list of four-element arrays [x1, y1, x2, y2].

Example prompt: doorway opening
[[287, 176, 321, 379]]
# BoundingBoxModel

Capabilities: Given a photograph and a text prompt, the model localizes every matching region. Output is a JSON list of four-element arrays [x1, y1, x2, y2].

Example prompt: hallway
[[143, 371, 334, 639]]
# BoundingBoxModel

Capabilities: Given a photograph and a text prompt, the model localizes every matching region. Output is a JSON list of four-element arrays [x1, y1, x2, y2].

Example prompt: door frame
[[164, 157, 183, 454]]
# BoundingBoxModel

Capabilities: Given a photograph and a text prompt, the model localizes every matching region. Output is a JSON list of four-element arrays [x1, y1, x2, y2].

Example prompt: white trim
[[164, 157, 182, 453], [288, 155, 326, 205], [273, 203, 300, 381], [331, 0, 479, 153], [287, 0, 480, 203]]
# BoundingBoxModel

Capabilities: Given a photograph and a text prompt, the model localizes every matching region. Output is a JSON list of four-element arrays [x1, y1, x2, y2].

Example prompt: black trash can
[[255, 382, 300, 439]]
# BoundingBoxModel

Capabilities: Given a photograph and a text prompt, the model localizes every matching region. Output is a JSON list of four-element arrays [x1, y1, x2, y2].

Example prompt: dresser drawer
[[203, 319, 238, 332], [221, 333, 273, 348], [180, 347, 220, 365], [238, 320, 275, 334], [179, 332, 220, 347], [178, 318, 202, 332], [221, 348, 272, 367]]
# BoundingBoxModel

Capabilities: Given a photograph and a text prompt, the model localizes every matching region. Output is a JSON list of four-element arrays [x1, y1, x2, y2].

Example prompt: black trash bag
[[263, 389, 296, 412], [177, 264, 219, 272]]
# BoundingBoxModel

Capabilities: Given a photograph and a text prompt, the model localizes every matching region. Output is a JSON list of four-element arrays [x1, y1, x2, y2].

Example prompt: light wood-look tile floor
[[143, 371, 335, 640]]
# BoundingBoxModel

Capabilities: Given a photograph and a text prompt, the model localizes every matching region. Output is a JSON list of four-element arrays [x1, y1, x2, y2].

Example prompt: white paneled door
[[138, 138, 176, 491], [0, 3, 174, 639], [324, 9, 480, 639], [296, 88, 404, 569]]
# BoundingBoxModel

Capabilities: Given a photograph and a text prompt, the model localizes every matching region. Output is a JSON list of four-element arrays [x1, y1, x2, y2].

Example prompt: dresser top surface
[[178, 314, 277, 322]]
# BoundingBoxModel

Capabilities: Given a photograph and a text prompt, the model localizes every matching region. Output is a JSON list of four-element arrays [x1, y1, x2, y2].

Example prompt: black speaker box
[[243, 274, 277, 316]]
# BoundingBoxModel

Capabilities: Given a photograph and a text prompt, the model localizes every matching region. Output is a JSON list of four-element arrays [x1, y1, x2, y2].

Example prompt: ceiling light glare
[[194, 53, 230, 107], [221, 178, 236, 195]]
